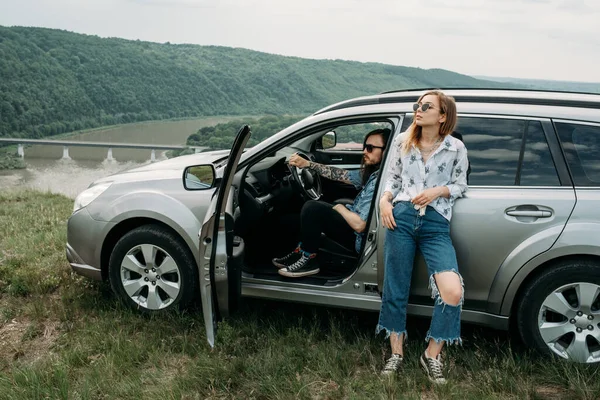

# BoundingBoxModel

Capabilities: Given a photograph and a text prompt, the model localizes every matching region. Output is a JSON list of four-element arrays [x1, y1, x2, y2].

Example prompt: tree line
[[175, 115, 383, 153], [0, 26, 512, 140]]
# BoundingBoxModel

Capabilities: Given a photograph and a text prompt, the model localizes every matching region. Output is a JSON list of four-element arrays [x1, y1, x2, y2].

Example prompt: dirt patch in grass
[[157, 355, 194, 383], [0, 316, 60, 366], [535, 385, 568, 399]]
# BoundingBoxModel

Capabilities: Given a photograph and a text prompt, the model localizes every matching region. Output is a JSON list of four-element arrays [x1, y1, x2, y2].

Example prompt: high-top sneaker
[[420, 351, 447, 385], [272, 246, 302, 269], [381, 354, 403, 376], [278, 252, 319, 277]]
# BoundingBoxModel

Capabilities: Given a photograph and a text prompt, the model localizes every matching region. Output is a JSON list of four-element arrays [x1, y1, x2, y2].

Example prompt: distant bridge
[[0, 138, 207, 162]]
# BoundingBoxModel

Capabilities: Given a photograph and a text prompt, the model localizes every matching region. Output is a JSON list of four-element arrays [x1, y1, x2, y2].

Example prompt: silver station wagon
[[66, 89, 600, 364]]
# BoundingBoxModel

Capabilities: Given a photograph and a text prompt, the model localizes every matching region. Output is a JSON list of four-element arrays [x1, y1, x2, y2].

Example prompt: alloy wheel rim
[[538, 282, 600, 363], [120, 244, 181, 310]]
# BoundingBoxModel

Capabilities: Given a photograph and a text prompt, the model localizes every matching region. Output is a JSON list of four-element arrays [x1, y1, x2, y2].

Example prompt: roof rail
[[314, 88, 600, 115], [380, 87, 600, 96]]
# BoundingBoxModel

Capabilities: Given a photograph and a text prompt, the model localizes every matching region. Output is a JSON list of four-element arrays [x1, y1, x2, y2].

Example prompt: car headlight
[[73, 182, 112, 213]]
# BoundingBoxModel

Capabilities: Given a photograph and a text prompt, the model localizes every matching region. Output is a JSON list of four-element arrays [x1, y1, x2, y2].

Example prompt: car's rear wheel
[[517, 259, 600, 364], [108, 224, 198, 312]]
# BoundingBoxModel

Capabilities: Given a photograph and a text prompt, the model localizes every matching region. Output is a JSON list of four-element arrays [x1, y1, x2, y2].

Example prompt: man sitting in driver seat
[[273, 128, 390, 278]]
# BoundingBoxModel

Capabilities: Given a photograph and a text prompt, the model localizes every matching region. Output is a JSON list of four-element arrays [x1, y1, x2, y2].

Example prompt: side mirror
[[183, 164, 216, 190], [319, 131, 336, 150]]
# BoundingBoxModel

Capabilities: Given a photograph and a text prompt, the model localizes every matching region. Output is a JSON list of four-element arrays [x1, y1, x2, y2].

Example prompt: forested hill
[[0, 26, 510, 139]]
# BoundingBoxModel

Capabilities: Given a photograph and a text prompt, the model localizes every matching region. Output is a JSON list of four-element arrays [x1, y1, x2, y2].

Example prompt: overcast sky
[[1, 0, 598, 82]]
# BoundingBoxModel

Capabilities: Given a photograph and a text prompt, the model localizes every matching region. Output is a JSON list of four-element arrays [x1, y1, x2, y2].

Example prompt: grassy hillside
[[1, 190, 599, 398], [0, 26, 512, 140], [474, 76, 600, 94]]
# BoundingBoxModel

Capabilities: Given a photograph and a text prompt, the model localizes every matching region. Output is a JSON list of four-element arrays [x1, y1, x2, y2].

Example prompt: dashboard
[[244, 156, 293, 210], [233, 150, 308, 237]]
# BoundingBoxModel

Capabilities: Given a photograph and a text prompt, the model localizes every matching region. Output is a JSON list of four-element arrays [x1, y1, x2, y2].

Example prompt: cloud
[[468, 148, 528, 162], [470, 170, 500, 176], [558, 0, 597, 13], [527, 142, 551, 152], [464, 134, 514, 143], [522, 151, 542, 163], [0, 0, 598, 82], [126, 0, 231, 6]]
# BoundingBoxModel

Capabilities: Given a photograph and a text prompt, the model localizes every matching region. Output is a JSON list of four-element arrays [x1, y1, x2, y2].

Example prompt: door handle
[[506, 210, 552, 218], [505, 205, 553, 222]]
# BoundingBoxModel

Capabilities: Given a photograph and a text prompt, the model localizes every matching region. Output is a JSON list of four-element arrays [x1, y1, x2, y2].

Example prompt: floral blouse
[[383, 132, 469, 221]]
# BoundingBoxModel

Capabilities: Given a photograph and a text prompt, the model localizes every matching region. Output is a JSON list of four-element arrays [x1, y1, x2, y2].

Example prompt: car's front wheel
[[108, 224, 198, 312], [517, 259, 600, 364]]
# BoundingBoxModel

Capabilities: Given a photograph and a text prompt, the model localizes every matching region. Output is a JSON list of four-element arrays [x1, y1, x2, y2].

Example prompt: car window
[[330, 122, 388, 150], [555, 122, 600, 186], [401, 114, 560, 186], [456, 117, 525, 186], [400, 114, 413, 132], [518, 121, 560, 186]]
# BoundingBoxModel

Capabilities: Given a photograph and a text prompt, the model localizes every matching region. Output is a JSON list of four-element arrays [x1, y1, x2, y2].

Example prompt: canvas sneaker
[[381, 354, 403, 376], [278, 253, 319, 277], [272, 247, 302, 269], [420, 351, 447, 385]]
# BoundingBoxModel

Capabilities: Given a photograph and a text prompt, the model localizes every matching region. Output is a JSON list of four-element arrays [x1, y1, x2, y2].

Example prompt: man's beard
[[360, 158, 380, 186]]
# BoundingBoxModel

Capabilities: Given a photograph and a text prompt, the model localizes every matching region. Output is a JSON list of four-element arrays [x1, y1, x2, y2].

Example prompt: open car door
[[198, 125, 251, 347]]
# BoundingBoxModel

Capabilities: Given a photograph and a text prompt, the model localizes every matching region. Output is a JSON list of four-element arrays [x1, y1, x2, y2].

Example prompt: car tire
[[516, 259, 600, 364], [108, 224, 198, 313]]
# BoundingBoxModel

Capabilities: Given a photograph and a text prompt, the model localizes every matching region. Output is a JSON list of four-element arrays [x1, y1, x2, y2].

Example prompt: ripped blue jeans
[[377, 201, 463, 345]]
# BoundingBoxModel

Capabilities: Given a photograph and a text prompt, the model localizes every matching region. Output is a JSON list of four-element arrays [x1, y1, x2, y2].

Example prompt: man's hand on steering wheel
[[289, 153, 310, 169], [287, 152, 321, 200]]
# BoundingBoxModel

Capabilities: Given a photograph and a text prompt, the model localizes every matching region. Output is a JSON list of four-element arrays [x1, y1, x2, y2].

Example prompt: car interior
[[232, 120, 395, 285]]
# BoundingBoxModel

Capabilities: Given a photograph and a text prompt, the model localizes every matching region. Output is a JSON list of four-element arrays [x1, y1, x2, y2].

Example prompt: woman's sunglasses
[[413, 102, 436, 112], [363, 144, 385, 153]]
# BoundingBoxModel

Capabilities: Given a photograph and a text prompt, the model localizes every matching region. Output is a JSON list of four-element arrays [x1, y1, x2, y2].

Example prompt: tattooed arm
[[288, 153, 352, 184], [307, 161, 352, 184]]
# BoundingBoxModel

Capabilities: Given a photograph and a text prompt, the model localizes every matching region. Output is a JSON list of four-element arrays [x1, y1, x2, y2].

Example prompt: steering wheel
[[288, 152, 322, 200]]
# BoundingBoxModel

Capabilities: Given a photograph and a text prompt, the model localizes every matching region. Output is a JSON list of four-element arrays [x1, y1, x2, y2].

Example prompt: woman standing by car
[[377, 90, 469, 384]]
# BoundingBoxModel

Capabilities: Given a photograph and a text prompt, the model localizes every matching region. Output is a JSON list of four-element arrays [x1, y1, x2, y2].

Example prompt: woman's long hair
[[401, 90, 457, 155]]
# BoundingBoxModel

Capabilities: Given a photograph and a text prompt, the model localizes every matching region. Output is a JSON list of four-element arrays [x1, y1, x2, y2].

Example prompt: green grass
[[0, 150, 25, 170], [1, 190, 599, 399]]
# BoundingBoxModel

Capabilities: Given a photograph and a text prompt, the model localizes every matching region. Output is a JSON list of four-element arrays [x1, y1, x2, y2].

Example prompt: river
[[0, 116, 244, 198]]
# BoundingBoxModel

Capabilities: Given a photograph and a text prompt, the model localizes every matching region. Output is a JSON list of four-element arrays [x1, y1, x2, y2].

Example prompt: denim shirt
[[346, 169, 379, 253], [383, 132, 468, 221]]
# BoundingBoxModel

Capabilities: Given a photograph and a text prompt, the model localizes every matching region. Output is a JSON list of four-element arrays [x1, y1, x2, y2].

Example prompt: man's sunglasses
[[413, 102, 436, 112], [363, 144, 385, 153]]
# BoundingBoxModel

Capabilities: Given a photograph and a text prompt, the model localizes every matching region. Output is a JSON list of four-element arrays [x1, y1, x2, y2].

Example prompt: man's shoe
[[272, 248, 302, 269], [278, 253, 319, 277], [419, 351, 447, 385], [381, 354, 403, 376]]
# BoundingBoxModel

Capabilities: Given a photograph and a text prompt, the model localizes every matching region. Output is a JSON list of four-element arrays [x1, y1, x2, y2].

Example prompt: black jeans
[[300, 200, 356, 253]]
